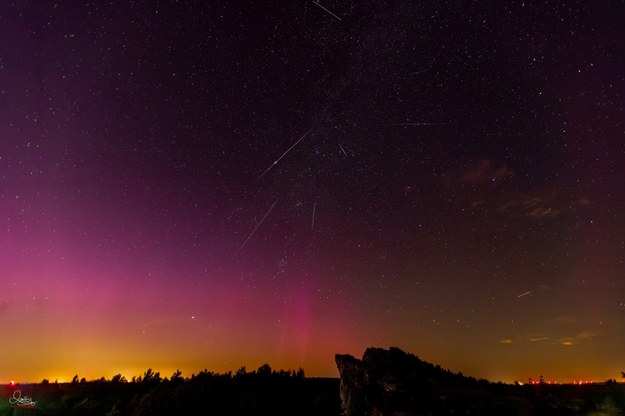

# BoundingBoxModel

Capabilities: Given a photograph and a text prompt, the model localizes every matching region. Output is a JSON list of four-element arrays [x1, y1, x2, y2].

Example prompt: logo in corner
[[9, 390, 37, 409]]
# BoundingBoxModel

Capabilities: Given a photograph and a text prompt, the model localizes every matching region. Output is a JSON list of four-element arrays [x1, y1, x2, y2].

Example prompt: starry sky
[[1, 1, 624, 384]]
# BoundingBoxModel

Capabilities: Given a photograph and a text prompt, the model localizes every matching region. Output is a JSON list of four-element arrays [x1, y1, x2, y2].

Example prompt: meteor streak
[[256, 126, 315, 181], [312, 1, 342, 22], [231, 200, 279, 261], [384, 122, 445, 126], [339, 143, 348, 157]]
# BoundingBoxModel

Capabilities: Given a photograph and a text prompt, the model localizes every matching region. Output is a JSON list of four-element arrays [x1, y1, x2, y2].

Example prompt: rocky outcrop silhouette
[[336, 347, 455, 416], [335, 347, 527, 416], [335, 353, 366, 416], [336, 347, 625, 415]]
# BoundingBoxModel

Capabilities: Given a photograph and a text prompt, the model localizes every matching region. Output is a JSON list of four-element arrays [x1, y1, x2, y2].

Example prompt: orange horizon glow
[[2, 265, 624, 387], [2, 365, 623, 386], [2, 332, 624, 386]]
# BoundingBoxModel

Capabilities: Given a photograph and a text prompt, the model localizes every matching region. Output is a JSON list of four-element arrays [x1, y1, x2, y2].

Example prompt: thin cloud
[[496, 193, 560, 219], [515, 330, 598, 346], [452, 159, 591, 221], [461, 159, 512, 184], [577, 331, 599, 339], [526, 206, 560, 219], [543, 315, 578, 324]]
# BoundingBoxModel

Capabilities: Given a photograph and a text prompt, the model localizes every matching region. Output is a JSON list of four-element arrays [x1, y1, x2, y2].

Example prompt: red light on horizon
[[9, 380, 15, 386]]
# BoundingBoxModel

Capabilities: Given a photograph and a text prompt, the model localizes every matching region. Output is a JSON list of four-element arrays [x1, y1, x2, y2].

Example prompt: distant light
[[9, 380, 15, 386]]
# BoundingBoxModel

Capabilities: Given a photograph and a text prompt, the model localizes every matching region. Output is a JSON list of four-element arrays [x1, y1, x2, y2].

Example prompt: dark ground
[[0, 370, 340, 416]]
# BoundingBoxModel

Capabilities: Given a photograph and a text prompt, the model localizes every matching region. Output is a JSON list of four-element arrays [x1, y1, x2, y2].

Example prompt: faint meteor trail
[[384, 122, 446, 126], [517, 290, 531, 298], [256, 126, 316, 181], [312, 1, 342, 21], [231, 200, 278, 261], [311, 203, 316, 229], [339, 143, 348, 156]]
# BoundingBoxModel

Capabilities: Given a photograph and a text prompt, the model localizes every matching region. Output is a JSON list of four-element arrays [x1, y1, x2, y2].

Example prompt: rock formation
[[335, 353, 365, 416], [336, 347, 444, 416], [335, 347, 510, 415]]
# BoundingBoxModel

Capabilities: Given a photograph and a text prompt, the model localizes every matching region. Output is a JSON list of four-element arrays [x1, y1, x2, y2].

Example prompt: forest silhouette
[[3, 349, 625, 415], [1, 365, 339, 416]]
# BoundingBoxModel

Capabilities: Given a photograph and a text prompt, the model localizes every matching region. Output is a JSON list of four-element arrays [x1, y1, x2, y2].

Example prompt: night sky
[[1, 1, 624, 384]]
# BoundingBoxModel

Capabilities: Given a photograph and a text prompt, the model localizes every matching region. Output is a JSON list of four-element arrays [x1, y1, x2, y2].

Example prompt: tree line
[[2, 364, 338, 416]]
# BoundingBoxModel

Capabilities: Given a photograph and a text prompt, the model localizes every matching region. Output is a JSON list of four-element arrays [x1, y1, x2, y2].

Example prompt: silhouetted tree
[[143, 368, 154, 382], [170, 369, 183, 383], [72, 374, 79, 384], [111, 373, 127, 383], [257, 363, 272, 376], [141, 368, 161, 384]]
